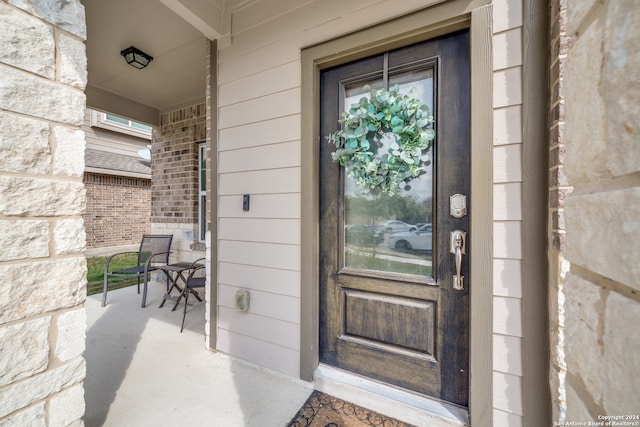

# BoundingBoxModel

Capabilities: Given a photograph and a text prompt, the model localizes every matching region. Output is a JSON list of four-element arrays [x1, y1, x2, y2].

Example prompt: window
[[90, 110, 152, 140], [342, 69, 435, 277], [198, 143, 207, 242]]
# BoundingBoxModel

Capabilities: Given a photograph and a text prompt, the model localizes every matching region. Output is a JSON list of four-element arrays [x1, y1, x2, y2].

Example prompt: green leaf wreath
[[326, 85, 435, 196]]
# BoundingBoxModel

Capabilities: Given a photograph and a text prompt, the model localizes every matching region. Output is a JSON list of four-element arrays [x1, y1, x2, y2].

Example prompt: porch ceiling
[[82, 0, 223, 123]]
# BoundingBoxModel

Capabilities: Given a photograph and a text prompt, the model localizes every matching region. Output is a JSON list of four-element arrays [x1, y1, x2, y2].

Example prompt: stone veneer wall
[[0, 1, 88, 425], [151, 103, 207, 261], [83, 173, 151, 249], [550, 0, 640, 423]]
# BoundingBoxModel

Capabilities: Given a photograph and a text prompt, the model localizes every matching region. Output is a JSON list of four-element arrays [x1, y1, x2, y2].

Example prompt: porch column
[[0, 1, 88, 424]]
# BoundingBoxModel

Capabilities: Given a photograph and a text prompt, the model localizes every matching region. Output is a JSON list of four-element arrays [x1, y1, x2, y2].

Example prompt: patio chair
[[179, 258, 206, 333], [102, 234, 173, 308]]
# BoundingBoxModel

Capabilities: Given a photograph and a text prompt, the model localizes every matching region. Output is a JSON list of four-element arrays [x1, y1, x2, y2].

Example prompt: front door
[[319, 30, 470, 406]]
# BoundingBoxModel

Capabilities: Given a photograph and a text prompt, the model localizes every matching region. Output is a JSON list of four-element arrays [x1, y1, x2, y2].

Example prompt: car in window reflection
[[345, 224, 384, 246], [387, 223, 432, 251], [379, 220, 417, 233]]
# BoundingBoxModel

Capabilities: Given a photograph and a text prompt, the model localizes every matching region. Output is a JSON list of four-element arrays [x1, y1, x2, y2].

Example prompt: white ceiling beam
[[158, 0, 225, 40]]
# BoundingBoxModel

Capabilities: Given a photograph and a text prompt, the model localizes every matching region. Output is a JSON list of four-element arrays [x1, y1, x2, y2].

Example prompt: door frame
[[319, 32, 472, 405], [301, 0, 493, 424]]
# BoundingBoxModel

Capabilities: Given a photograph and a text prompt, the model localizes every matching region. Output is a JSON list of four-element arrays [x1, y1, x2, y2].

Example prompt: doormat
[[287, 390, 416, 427]]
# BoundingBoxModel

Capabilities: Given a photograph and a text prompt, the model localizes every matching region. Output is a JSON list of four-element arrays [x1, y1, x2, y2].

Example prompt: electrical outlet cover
[[234, 289, 250, 311]]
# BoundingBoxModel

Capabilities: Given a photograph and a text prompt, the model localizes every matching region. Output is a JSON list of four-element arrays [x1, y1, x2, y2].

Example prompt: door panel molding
[[343, 289, 437, 356], [301, 1, 493, 424]]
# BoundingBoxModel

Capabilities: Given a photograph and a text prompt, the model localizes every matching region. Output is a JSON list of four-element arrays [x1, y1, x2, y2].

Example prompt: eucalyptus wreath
[[326, 84, 435, 196]]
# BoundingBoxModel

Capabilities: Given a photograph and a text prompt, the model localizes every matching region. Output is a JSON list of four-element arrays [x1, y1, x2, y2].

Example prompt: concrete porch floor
[[84, 283, 313, 427]]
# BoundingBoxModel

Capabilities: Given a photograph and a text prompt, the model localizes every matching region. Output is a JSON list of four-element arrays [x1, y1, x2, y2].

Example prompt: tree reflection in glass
[[343, 71, 434, 278]]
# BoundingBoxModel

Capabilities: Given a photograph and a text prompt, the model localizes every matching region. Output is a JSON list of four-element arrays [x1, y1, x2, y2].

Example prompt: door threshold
[[313, 364, 469, 427]]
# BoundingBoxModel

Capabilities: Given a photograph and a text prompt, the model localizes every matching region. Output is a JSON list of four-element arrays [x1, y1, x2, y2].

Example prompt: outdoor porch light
[[120, 46, 153, 69]]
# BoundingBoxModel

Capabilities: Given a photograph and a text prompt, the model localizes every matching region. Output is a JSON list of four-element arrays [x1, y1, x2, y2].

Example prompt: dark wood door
[[319, 30, 470, 406]]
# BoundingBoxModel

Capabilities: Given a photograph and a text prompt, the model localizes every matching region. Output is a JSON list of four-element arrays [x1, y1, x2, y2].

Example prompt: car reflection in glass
[[345, 224, 385, 246], [387, 223, 432, 251], [379, 220, 417, 233]]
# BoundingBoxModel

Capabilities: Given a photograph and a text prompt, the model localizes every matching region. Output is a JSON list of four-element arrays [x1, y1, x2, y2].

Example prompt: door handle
[[450, 230, 466, 291]]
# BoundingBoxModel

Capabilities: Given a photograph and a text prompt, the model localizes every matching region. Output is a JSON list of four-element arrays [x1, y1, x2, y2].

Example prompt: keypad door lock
[[450, 194, 467, 218]]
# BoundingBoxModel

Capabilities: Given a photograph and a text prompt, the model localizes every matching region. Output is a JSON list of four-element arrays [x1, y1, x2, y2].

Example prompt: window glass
[[92, 110, 152, 140], [105, 114, 129, 125], [198, 143, 207, 242], [131, 121, 152, 132], [343, 68, 434, 279], [200, 145, 207, 192]]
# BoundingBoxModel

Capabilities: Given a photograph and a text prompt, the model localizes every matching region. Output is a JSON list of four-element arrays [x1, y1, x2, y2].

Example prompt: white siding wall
[[217, 4, 302, 373], [217, 0, 443, 379], [217, 0, 526, 424], [492, 0, 524, 425]]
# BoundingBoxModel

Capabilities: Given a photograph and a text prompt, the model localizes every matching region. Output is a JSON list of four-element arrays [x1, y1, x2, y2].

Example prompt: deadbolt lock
[[450, 194, 467, 218]]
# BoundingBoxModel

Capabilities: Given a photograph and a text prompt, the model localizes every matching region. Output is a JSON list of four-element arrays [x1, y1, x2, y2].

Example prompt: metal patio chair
[[102, 234, 173, 308], [178, 258, 206, 332]]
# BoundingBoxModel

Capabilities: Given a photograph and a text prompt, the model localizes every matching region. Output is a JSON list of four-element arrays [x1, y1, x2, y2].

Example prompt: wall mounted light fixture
[[120, 46, 153, 69]]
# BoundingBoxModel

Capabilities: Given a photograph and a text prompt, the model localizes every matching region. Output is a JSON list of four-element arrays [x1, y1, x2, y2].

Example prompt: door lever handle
[[450, 230, 466, 291]]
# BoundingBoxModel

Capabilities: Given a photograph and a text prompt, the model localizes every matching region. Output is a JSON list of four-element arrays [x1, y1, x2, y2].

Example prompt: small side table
[[158, 262, 204, 310]]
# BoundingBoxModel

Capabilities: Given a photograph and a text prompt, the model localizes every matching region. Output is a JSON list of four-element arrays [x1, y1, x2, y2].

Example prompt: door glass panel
[[343, 68, 434, 279]]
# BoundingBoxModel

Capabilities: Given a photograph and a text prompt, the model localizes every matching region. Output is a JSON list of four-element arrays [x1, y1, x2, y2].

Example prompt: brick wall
[[0, 1, 87, 424], [152, 104, 206, 224], [151, 103, 207, 261], [83, 173, 151, 249]]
